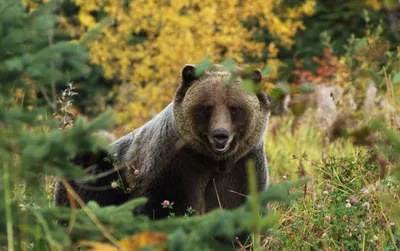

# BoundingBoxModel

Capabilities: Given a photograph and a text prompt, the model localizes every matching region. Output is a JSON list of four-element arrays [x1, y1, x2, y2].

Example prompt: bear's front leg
[[54, 151, 131, 208]]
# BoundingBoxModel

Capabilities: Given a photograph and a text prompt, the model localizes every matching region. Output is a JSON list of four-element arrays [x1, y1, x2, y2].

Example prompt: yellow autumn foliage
[[80, 231, 167, 251], [72, 0, 316, 131], [22, 0, 385, 131], [364, 0, 382, 10]]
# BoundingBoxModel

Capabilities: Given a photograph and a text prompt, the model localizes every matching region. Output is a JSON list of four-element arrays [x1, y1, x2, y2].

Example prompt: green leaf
[[262, 65, 273, 76], [195, 57, 212, 77], [4, 57, 24, 71], [242, 79, 255, 94], [221, 59, 236, 72], [268, 88, 283, 99], [392, 72, 400, 84], [277, 82, 292, 94], [299, 83, 313, 93]]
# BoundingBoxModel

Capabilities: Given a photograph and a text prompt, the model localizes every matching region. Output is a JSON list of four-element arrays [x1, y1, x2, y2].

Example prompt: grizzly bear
[[54, 64, 271, 239]]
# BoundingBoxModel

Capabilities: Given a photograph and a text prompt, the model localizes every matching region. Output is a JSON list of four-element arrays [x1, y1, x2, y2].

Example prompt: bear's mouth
[[207, 135, 233, 154], [212, 142, 230, 153]]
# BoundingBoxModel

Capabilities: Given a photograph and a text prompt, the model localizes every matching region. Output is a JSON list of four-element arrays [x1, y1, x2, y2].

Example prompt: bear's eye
[[229, 104, 241, 114], [198, 104, 213, 114], [229, 104, 245, 123]]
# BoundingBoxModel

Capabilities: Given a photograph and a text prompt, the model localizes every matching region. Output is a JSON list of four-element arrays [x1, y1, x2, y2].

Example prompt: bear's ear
[[182, 64, 197, 83], [250, 69, 262, 83], [252, 69, 270, 110], [240, 68, 262, 84], [241, 68, 269, 110], [175, 64, 199, 103], [257, 90, 270, 111]]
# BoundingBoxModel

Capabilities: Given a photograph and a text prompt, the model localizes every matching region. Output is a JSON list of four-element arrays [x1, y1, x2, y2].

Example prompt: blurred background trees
[[67, 0, 317, 129], [23, 0, 399, 131]]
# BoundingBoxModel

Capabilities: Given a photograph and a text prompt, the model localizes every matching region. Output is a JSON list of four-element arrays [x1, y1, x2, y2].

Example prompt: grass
[[262, 111, 399, 250]]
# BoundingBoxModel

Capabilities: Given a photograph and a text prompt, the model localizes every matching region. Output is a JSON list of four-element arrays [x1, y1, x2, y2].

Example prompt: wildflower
[[113, 153, 118, 158], [346, 199, 350, 203], [111, 181, 118, 189], [361, 187, 370, 194], [323, 190, 329, 195], [19, 203, 27, 211], [389, 222, 395, 226], [324, 215, 331, 221], [351, 198, 357, 204], [134, 169, 139, 175], [162, 200, 170, 207], [317, 204, 323, 209], [345, 203, 351, 208], [385, 176, 395, 187], [345, 232, 352, 238], [362, 202, 370, 209], [282, 175, 287, 180]]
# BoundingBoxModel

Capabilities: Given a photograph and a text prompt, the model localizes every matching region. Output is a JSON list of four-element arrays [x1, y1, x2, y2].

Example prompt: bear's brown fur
[[55, 63, 270, 228]]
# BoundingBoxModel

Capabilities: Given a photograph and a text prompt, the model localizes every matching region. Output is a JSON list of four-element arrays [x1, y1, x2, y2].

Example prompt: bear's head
[[173, 64, 270, 160]]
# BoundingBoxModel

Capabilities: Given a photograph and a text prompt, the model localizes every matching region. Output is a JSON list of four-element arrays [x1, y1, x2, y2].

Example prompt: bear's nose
[[212, 129, 229, 145]]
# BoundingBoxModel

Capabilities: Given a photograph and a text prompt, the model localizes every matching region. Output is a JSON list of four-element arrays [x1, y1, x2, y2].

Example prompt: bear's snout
[[210, 128, 231, 153], [212, 129, 229, 145]]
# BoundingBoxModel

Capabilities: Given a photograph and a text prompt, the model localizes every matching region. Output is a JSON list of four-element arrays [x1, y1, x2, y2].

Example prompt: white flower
[[361, 188, 370, 194], [111, 181, 118, 189], [362, 202, 370, 209], [19, 204, 27, 211], [345, 203, 352, 208], [323, 190, 329, 195], [282, 175, 287, 180]]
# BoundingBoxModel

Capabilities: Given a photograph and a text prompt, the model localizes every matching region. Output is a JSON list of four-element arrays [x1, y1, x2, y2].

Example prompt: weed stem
[[4, 163, 15, 251]]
